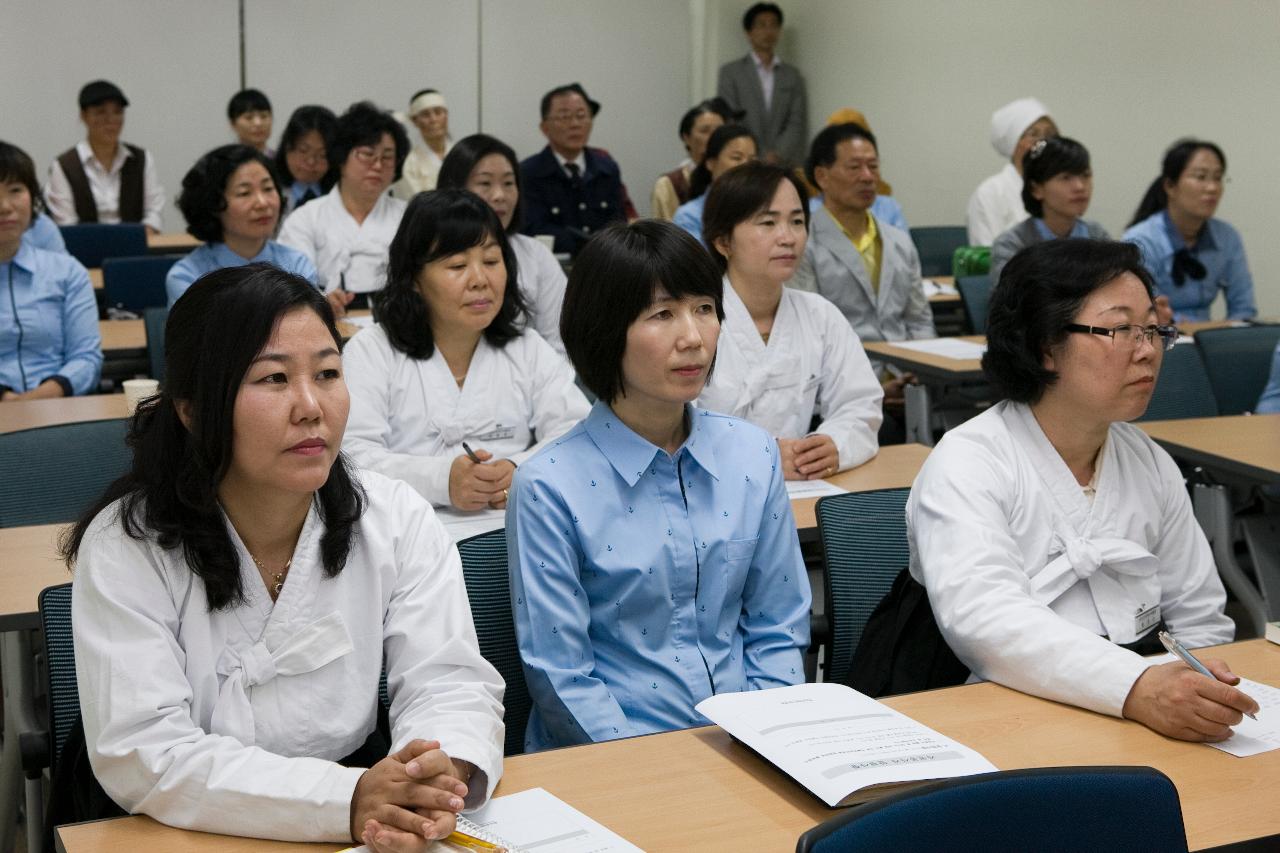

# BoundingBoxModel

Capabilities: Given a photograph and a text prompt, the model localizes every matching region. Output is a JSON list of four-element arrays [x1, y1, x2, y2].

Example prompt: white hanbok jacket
[[966, 162, 1026, 246], [509, 233, 567, 355], [72, 472, 505, 842], [698, 282, 882, 471], [342, 325, 590, 507], [277, 188, 406, 294], [908, 401, 1234, 717]]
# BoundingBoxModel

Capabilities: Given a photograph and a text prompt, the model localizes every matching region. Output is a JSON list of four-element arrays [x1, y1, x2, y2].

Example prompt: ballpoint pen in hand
[[462, 441, 484, 464], [1158, 630, 1258, 720]]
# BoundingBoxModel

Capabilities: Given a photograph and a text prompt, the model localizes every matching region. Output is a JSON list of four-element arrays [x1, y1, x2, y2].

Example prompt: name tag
[[1134, 603, 1161, 635], [471, 425, 516, 443]]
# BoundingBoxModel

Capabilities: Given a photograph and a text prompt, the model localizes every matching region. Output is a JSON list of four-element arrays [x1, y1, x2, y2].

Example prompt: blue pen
[[1158, 630, 1258, 721]]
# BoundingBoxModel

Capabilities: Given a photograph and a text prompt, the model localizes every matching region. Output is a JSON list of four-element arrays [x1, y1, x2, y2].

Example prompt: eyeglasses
[[352, 147, 396, 167], [290, 144, 327, 165], [1183, 171, 1229, 186], [547, 111, 591, 125], [1065, 323, 1179, 352]]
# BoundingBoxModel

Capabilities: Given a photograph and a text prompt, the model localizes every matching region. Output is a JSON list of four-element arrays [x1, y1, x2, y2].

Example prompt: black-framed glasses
[[1065, 323, 1179, 352]]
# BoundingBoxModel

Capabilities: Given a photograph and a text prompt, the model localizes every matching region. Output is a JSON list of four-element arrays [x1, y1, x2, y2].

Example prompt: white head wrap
[[409, 91, 447, 117], [989, 97, 1051, 159]]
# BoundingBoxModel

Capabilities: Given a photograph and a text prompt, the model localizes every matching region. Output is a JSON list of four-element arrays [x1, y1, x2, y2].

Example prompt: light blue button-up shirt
[[0, 243, 102, 395], [165, 240, 318, 306], [507, 401, 811, 752], [23, 213, 68, 254], [1031, 217, 1090, 241], [1123, 210, 1256, 322], [808, 194, 909, 231]]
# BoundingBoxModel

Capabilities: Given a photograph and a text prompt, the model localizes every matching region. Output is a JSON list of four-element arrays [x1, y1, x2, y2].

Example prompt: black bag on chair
[[842, 567, 970, 697]]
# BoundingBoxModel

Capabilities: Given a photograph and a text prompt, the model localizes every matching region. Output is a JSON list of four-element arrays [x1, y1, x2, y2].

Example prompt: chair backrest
[[1136, 342, 1219, 422], [456, 528, 530, 756], [0, 419, 131, 527], [102, 255, 181, 314], [955, 274, 992, 334], [58, 223, 148, 269], [39, 583, 78, 766], [797, 765, 1188, 853], [144, 306, 169, 382], [908, 226, 968, 278], [1194, 325, 1280, 415], [815, 488, 910, 686]]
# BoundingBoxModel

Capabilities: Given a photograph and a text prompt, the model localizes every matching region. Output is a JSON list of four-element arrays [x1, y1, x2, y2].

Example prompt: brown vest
[[56, 144, 146, 223], [664, 166, 691, 206]]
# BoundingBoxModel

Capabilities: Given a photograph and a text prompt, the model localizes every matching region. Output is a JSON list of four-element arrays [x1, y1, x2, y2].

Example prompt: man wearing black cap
[[519, 83, 634, 256], [45, 80, 165, 232]]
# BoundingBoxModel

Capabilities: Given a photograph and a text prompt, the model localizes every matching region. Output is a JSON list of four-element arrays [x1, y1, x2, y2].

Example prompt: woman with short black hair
[[227, 88, 273, 154], [507, 219, 811, 751], [909, 238, 1254, 743], [64, 263, 504, 846], [438, 134, 567, 353], [989, 136, 1109, 282], [341, 189, 587, 512], [167, 144, 316, 305], [275, 105, 337, 216]]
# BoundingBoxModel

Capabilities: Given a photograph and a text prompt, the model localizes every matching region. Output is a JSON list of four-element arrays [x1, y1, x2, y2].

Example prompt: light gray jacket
[[990, 217, 1111, 283]]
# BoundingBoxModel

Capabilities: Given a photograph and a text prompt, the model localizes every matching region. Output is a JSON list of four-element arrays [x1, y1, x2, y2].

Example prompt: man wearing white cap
[[392, 88, 451, 199], [965, 97, 1056, 246]]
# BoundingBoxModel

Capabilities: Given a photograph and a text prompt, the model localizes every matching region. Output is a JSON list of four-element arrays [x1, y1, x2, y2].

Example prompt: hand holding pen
[[448, 442, 516, 511], [1159, 631, 1257, 720]]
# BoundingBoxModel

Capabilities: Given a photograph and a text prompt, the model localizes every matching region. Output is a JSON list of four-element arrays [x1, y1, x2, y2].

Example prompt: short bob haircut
[[806, 122, 877, 187], [703, 161, 809, 271], [330, 101, 410, 183], [983, 239, 1156, 405], [0, 141, 44, 220], [743, 2, 783, 29], [562, 220, 725, 403], [1021, 136, 1091, 218], [177, 144, 284, 243], [437, 134, 525, 234], [677, 97, 742, 141], [378, 189, 525, 360], [60, 263, 366, 610], [226, 88, 271, 121], [1128, 138, 1228, 228], [688, 124, 758, 200], [274, 105, 337, 190]]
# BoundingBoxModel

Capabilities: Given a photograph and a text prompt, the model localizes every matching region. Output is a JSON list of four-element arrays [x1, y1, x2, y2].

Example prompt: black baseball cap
[[79, 80, 129, 110]]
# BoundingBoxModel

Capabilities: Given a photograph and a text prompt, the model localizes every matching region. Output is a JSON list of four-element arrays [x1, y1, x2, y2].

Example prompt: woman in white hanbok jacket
[[697, 161, 882, 479], [63, 264, 504, 849], [342, 189, 589, 511], [909, 238, 1258, 742]]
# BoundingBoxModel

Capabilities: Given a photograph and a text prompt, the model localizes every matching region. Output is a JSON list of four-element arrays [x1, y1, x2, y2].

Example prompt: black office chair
[[102, 255, 181, 314], [796, 766, 1189, 853], [1137, 342, 1219, 422], [0, 420, 131, 527], [955, 274, 992, 334], [456, 528, 532, 756], [1194, 325, 1280, 415], [908, 226, 968, 278], [58, 223, 147, 269]]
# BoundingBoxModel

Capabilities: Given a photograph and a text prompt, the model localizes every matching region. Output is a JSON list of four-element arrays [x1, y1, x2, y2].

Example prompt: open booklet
[[697, 682, 997, 807]]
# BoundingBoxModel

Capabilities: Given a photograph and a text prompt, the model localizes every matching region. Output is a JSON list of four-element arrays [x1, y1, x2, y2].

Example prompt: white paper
[[343, 314, 377, 328], [890, 338, 987, 360], [458, 787, 643, 852], [785, 480, 849, 500], [434, 507, 506, 543], [921, 279, 958, 298], [697, 683, 997, 807], [1147, 653, 1280, 757]]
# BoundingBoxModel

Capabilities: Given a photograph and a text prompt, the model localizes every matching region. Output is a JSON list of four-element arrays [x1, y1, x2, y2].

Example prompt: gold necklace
[[249, 553, 292, 600]]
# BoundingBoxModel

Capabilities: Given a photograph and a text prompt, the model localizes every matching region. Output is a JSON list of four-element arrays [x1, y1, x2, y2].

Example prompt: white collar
[[76, 139, 130, 173], [552, 148, 586, 175]]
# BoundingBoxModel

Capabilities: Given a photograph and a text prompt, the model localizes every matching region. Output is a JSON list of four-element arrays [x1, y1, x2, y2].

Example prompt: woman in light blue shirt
[[167, 145, 316, 306], [672, 124, 757, 246], [0, 141, 101, 399], [506, 220, 811, 752], [23, 213, 67, 253], [1122, 139, 1255, 323]]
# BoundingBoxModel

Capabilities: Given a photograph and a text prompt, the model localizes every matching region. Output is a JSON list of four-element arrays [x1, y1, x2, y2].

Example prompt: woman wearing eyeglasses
[[908, 239, 1255, 743], [279, 102, 409, 316], [1122, 139, 1255, 323]]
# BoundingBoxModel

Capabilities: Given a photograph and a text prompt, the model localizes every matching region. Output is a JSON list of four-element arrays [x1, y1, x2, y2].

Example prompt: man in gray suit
[[716, 3, 808, 168]]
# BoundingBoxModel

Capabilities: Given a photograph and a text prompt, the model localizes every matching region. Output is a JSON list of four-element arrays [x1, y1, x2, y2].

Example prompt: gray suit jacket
[[717, 54, 808, 168], [791, 206, 936, 343]]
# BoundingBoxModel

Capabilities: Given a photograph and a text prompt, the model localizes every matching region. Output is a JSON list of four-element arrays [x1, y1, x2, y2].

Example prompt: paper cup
[[122, 378, 160, 414]]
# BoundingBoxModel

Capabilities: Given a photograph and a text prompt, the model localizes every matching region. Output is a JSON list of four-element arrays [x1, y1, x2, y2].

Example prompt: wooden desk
[[790, 444, 929, 531], [0, 395, 128, 435], [1140, 414, 1280, 484], [57, 640, 1280, 852], [88, 268, 102, 290], [146, 232, 200, 253], [0, 525, 70, 631], [98, 319, 146, 354], [862, 336, 986, 382]]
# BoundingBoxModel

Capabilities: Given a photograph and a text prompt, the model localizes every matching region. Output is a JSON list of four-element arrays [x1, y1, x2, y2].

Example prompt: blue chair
[[796, 766, 1188, 853], [58, 223, 147, 269], [1194, 325, 1280, 415], [144, 306, 168, 382], [37, 585, 76, 770], [908, 226, 968, 278], [815, 488, 910, 687], [102, 255, 181, 314], [955, 274, 992, 334], [1136, 342, 1219, 422], [0, 420, 130, 527], [457, 528, 531, 756]]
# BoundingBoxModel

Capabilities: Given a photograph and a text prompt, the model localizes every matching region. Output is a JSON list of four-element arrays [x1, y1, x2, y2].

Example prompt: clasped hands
[[350, 738, 476, 852], [449, 449, 516, 510]]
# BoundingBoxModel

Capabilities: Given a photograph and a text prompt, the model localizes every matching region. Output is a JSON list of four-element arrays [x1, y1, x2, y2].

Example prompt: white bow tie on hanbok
[[211, 611, 354, 745], [1031, 534, 1159, 606]]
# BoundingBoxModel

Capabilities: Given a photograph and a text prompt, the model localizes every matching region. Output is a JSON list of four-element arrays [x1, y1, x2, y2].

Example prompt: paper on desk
[[1148, 653, 1280, 757], [459, 787, 643, 852], [435, 507, 506, 543], [697, 682, 997, 807], [891, 338, 987, 360], [921, 279, 958, 297], [785, 479, 849, 500]]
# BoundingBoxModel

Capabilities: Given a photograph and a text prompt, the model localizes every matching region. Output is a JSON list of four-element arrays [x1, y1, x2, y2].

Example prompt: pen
[[461, 441, 483, 464], [444, 828, 505, 852], [1158, 630, 1258, 720]]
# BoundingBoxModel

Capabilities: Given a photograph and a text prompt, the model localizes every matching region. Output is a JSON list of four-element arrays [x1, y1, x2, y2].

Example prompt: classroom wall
[[699, 0, 1280, 318]]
